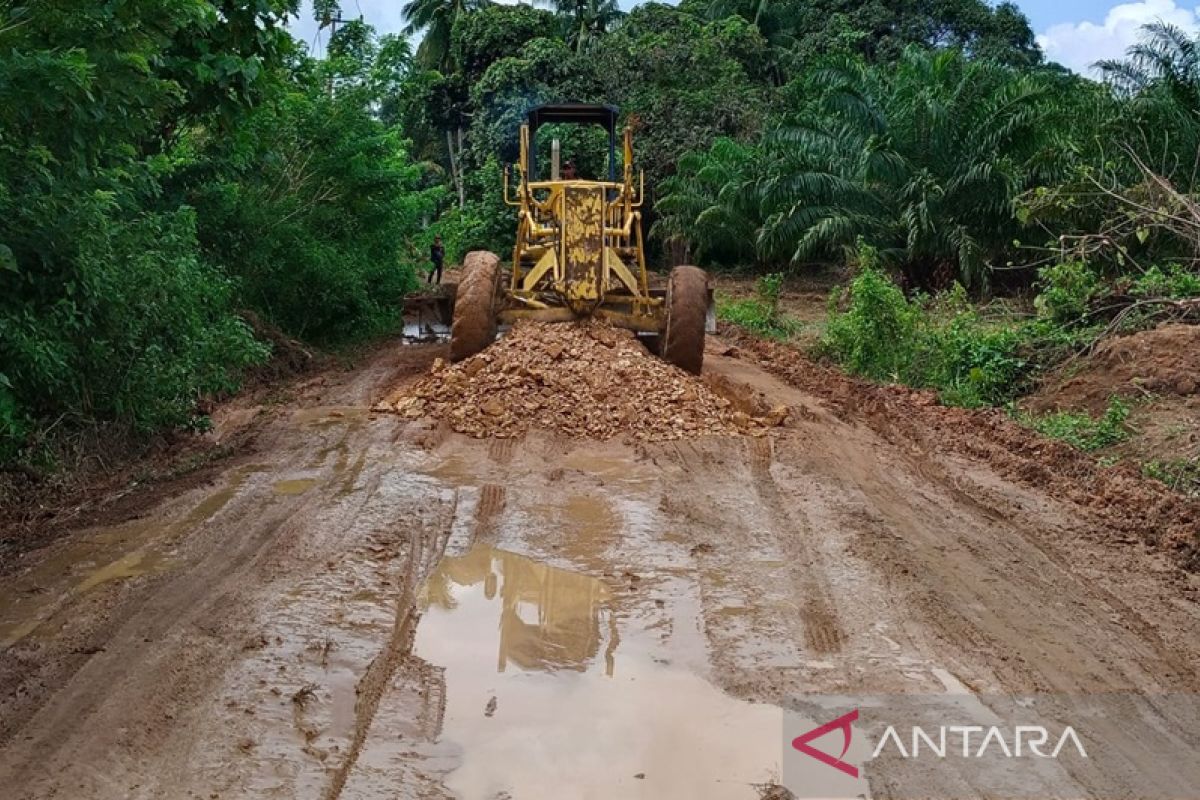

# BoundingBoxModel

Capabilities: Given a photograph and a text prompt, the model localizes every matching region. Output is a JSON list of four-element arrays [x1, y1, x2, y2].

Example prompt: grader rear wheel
[[662, 265, 708, 375], [450, 250, 501, 362]]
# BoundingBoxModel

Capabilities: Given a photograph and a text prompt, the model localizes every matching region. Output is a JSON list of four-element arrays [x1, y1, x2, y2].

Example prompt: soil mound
[[1028, 323, 1200, 414], [376, 320, 782, 440]]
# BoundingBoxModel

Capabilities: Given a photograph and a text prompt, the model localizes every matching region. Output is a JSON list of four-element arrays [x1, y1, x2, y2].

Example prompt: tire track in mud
[[321, 496, 455, 800], [743, 435, 849, 656], [324, 437, 519, 799], [473, 484, 507, 536], [0, 487, 327, 788]]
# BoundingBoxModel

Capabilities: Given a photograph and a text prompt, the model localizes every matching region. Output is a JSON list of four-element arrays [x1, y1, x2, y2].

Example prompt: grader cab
[[449, 103, 712, 374]]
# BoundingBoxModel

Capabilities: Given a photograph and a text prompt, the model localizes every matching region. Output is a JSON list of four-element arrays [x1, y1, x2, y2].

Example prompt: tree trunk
[[446, 128, 465, 210]]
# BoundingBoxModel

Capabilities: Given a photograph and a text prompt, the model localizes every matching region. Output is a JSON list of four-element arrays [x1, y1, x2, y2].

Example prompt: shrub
[[1034, 261, 1101, 325], [821, 255, 922, 381], [0, 207, 267, 462], [1143, 457, 1200, 497], [1130, 264, 1200, 299], [185, 85, 436, 343], [1023, 397, 1133, 451], [717, 272, 802, 340], [821, 248, 1029, 407]]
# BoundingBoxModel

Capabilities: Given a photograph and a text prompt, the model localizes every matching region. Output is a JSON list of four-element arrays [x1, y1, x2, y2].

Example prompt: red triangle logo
[[791, 708, 860, 778]]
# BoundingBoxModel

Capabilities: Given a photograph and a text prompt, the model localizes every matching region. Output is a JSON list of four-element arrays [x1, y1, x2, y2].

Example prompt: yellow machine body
[[501, 107, 663, 332]]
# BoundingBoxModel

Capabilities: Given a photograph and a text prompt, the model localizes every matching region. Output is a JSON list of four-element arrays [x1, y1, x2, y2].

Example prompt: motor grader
[[449, 103, 712, 374]]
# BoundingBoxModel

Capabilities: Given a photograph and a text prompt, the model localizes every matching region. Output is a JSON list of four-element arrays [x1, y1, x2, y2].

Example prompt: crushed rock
[[375, 320, 777, 440]]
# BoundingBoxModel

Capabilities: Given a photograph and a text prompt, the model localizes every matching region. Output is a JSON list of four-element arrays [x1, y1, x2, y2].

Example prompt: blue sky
[[289, 1, 1200, 76]]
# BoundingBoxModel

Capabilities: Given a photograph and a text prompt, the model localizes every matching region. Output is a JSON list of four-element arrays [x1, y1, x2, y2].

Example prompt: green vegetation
[[0, 3, 436, 464], [717, 273, 802, 340], [1143, 458, 1200, 497], [820, 247, 1028, 407], [3, 0, 1200, 479], [1022, 398, 1134, 452]]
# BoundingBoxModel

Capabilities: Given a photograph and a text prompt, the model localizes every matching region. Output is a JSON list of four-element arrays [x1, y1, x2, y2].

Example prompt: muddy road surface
[[2, 338, 1198, 799]]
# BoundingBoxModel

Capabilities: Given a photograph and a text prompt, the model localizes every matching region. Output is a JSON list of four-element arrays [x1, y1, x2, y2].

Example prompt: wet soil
[[1026, 323, 1200, 415], [2, 332, 1199, 799]]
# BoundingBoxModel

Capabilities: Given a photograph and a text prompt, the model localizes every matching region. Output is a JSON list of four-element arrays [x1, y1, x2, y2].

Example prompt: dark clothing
[[428, 243, 445, 284]]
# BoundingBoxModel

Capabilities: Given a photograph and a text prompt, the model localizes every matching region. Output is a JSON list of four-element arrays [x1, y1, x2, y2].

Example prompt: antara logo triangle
[[791, 709, 860, 779]]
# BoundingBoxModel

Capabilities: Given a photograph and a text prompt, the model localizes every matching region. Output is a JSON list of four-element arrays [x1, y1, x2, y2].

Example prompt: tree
[[1095, 21, 1200, 183], [705, 0, 1043, 72], [0, 0, 298, 458], [654, 138, 762, 265], [403, 0, 490, 72], [542, 0, 625, 53], [754, 49, 1059, 289]]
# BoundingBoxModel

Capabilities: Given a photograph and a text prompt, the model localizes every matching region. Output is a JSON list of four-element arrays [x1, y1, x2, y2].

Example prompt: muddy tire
[[662, 265, 708, 375], [450, 251, 500, 362]]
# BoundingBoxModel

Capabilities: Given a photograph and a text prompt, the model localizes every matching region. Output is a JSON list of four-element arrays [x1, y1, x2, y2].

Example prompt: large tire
[[662, 265, 708, 375], [450, 251, 500, 361]]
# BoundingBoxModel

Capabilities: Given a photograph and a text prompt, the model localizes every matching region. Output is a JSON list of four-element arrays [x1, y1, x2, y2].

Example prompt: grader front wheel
[[662, 265, 709, 375], [450, 250, 500, 362]]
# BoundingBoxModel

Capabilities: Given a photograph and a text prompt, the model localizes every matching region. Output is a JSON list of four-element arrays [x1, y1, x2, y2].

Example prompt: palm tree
[[758, 48, 1055, 291], [1095, 21, 1200, 102], [653, 138, 762, 265], [541, 0, 623, 53], [1094, 22, 1200, 195], [402, 0, 490, 72]]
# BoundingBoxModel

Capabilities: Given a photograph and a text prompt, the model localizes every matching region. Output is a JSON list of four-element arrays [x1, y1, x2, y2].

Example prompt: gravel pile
[[375, 320, 784, 440]]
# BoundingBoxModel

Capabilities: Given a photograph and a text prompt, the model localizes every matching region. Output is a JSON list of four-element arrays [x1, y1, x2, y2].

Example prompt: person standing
[[428, 235, 445, 285]]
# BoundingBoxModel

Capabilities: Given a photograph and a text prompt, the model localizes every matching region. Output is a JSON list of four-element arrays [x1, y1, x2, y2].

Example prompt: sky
[[288, 0, 1200, 77]]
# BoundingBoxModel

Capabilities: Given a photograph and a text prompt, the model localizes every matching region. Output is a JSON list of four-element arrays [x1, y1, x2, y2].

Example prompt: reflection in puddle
[[559, 452, 657, 488], [423, 454, 477, 485], [404, 321, 450, 341], [415, 544, 781, 798], [421, 545, 617, 674], [75, 548, 171, 593]]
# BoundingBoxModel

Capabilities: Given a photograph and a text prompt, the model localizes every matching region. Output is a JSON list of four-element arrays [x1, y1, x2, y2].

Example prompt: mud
[[2, 333, 1198, 799], [1028, 322, 1200, 414], [720, 324, 1200, 574]]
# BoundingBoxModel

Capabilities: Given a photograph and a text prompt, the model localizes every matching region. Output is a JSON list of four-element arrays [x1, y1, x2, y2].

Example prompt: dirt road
[[2, 337, 1198, 799]]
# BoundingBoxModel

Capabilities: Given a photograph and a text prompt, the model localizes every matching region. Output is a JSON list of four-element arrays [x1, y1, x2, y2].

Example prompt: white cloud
[[1037, 0, 1200, 76]]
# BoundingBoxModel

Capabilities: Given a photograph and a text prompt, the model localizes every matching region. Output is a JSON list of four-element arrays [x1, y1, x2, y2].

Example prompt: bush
[[822, 255, 922, 381], [821, 248, 1029, 407], [1022, 396, 1133, 451], [185, 85, 436, 343], [717, 272, 802, 340], [0, 207, 267, 462], [1130, 264, 1200, 299], [1143, 457, 1200, 497], [1034, 261, 1101, 325]]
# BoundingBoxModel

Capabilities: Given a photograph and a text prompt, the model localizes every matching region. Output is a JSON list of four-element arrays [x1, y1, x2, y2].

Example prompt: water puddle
[[291, 406, 367, 428], [0, 465, 258, 647], [75, 548, 171, 593], [423, 453, 478, 484], [525, 494, 624, 571], [414, 544, 782, 797], [273, 478, 318, 496], [559, 452, 657, 488]]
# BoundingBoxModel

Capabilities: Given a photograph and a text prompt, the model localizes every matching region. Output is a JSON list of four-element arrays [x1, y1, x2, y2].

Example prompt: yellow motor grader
[[449, 103, 712, 373]]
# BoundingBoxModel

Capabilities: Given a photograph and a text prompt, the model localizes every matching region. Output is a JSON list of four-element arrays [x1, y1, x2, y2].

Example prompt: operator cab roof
[[527, 103, 619, 135]]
